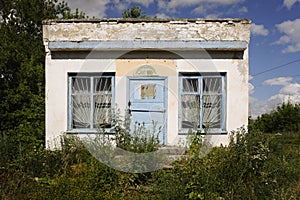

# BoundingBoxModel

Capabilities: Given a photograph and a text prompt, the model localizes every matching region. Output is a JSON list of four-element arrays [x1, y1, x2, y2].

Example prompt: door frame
[[127, 76, 168, 145]]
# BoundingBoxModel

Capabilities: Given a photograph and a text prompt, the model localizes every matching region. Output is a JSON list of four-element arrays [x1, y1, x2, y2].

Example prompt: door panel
[[128, 78, 167, 145]]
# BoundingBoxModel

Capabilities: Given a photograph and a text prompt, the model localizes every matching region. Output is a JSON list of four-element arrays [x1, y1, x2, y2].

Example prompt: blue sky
[[64, 0, 300, 117]]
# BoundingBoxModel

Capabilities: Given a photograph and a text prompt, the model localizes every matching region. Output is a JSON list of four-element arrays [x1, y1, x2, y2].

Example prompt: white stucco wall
[[43, 18, 251, 149]]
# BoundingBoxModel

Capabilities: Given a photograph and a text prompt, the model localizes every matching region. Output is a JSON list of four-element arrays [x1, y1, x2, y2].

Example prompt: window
[[179, 73, 226, 133], [68, 73, 114, 132]]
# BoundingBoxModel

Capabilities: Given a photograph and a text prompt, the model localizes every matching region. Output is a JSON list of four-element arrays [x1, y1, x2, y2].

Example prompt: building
[[43, 18, 251, 149]]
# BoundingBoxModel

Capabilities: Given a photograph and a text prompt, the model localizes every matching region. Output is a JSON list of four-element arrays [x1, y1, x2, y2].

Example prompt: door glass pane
[[202, 95, 222, 129], [141, 84, 156, 99], [72, 95, 91, 128], [181, 94, 200, 129], [183, 78, 198, 93], [203, 77, 222, 95], [72, 78, 90, 94]]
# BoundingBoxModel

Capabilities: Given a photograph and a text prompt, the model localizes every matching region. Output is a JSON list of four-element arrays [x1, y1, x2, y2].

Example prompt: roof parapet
[[43, 18, 251, 25]]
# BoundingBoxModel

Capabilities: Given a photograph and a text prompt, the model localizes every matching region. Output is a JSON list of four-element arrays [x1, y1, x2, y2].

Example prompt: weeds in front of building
[[1, 103, 300, 199]]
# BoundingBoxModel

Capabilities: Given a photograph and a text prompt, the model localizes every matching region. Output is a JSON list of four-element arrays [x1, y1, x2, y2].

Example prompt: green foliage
[[1, 128, 300, 199], [95, 110, 161, 182], [148, 128, 300, 199], [122, 5, 148, 18], [106, 109, 160, 153], [0, 0, 85, 152], [250, 102, 300, 133]]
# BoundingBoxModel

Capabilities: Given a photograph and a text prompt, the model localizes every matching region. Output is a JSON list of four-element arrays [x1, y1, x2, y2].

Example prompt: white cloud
[[159, 0, 244, 14], [238, 6, 248, 13], [249, 98, 278, 118], [192, 6, 206, 14], [248, 83, 254, 94], [192, 4, 218, 16], [283, 0, 300, 9], [282, 43, 300, 53], [279, 83, 300, 95], [167, 0, 198, 9], [250, 77, 300, 117], [276, 35, 291, 44], [251, 23, 269, 36], [111, 0, 126, 12], [275, 19, 300, 53], [205, 13, 221, 18], [269, 93, 300, 103], [263, 77, 293, 86], [248, 75, 254, 95], [154, 13, 171, 18], [64, 0, 110, 18], [64, 0, 154, 18], [128, 0, 154, 7], [63, 0, 245, 18], [157, 1, 167, 9]]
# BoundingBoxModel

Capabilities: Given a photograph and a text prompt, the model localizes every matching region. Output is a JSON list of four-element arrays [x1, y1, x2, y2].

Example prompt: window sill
[[66, 129, 114, 134], [178, 130, 227, 135]]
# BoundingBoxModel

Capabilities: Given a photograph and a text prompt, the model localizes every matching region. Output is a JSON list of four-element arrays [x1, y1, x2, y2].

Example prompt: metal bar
[[130, 109, 165, 113]]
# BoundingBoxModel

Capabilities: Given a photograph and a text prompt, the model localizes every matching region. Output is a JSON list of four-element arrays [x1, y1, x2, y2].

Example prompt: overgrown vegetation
[[109, 109, 160, 153], [1, 103, 300, 199], [1, 1, 300, 199], [249, 102, 300, 133], [0, 0, 86, 161]]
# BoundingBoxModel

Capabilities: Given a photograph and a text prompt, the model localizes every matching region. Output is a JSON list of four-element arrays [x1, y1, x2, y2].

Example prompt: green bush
[[149, 128, 300, 200], [250, 102, 300, 133], [109, 109, 160, 153], [1, 115, 300, 199]]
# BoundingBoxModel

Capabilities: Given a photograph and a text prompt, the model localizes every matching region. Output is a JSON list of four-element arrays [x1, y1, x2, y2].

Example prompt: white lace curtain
[[71, 77, 112, 129], [181, 77, 222, 129]]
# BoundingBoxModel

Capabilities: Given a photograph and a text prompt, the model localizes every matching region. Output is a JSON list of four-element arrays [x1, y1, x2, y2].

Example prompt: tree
[[0, 0, 85, 152], [122, 5, 147, 18], [249, 102, 300, 133]]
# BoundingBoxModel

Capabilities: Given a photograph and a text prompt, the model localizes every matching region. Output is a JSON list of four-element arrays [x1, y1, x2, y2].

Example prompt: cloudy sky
[[63, 0, 300, 117]]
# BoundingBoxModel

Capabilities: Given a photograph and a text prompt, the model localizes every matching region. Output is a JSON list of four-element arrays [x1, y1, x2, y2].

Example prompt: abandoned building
[[43, 18, 251, 149]]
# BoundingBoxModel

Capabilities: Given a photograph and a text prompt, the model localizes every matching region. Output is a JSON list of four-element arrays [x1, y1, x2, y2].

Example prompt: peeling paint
[[43, 18, 251, 44], [237, 61, 248, 83]]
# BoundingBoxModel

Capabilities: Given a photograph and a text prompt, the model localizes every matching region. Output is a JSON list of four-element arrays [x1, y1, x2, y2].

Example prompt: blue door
[[128, 77, 167, 145]]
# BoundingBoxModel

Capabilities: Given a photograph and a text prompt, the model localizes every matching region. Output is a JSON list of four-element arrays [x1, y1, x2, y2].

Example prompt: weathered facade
[[43, 18, 251, 149]]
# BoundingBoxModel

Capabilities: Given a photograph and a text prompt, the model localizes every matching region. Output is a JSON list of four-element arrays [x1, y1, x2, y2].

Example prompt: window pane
[[94, 77, 111, 93], [181, 95, 200, 129], [203, 77, 222, 95], [141, 84, 156, 99], [72, 78, 90, 94], [93, 95, 112, 128], [182, 78, 198, 93], [202, 95, 222, 129], [72, 95, 91, 128]]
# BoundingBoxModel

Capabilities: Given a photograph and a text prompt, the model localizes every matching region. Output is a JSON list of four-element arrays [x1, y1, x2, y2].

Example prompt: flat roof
[[43, 18, 251, 25]]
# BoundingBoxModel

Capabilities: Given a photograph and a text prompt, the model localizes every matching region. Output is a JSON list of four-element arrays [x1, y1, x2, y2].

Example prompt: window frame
[[67, 73, 115, 133], [178, 73, 226, 134]]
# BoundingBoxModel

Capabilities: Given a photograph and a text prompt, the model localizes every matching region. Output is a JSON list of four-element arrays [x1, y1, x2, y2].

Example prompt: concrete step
[[157, 146, 187, 155], [110, 146, 190, 171]]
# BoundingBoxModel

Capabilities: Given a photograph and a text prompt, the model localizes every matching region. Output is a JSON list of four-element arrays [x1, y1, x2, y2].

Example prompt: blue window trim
[[178, 73, 227, 135], [67, 73, 115, 133]]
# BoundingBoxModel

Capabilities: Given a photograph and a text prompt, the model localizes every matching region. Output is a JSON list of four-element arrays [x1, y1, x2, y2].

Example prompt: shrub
[[250, 102, 300, 133], [149, 127, 300, 199]]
